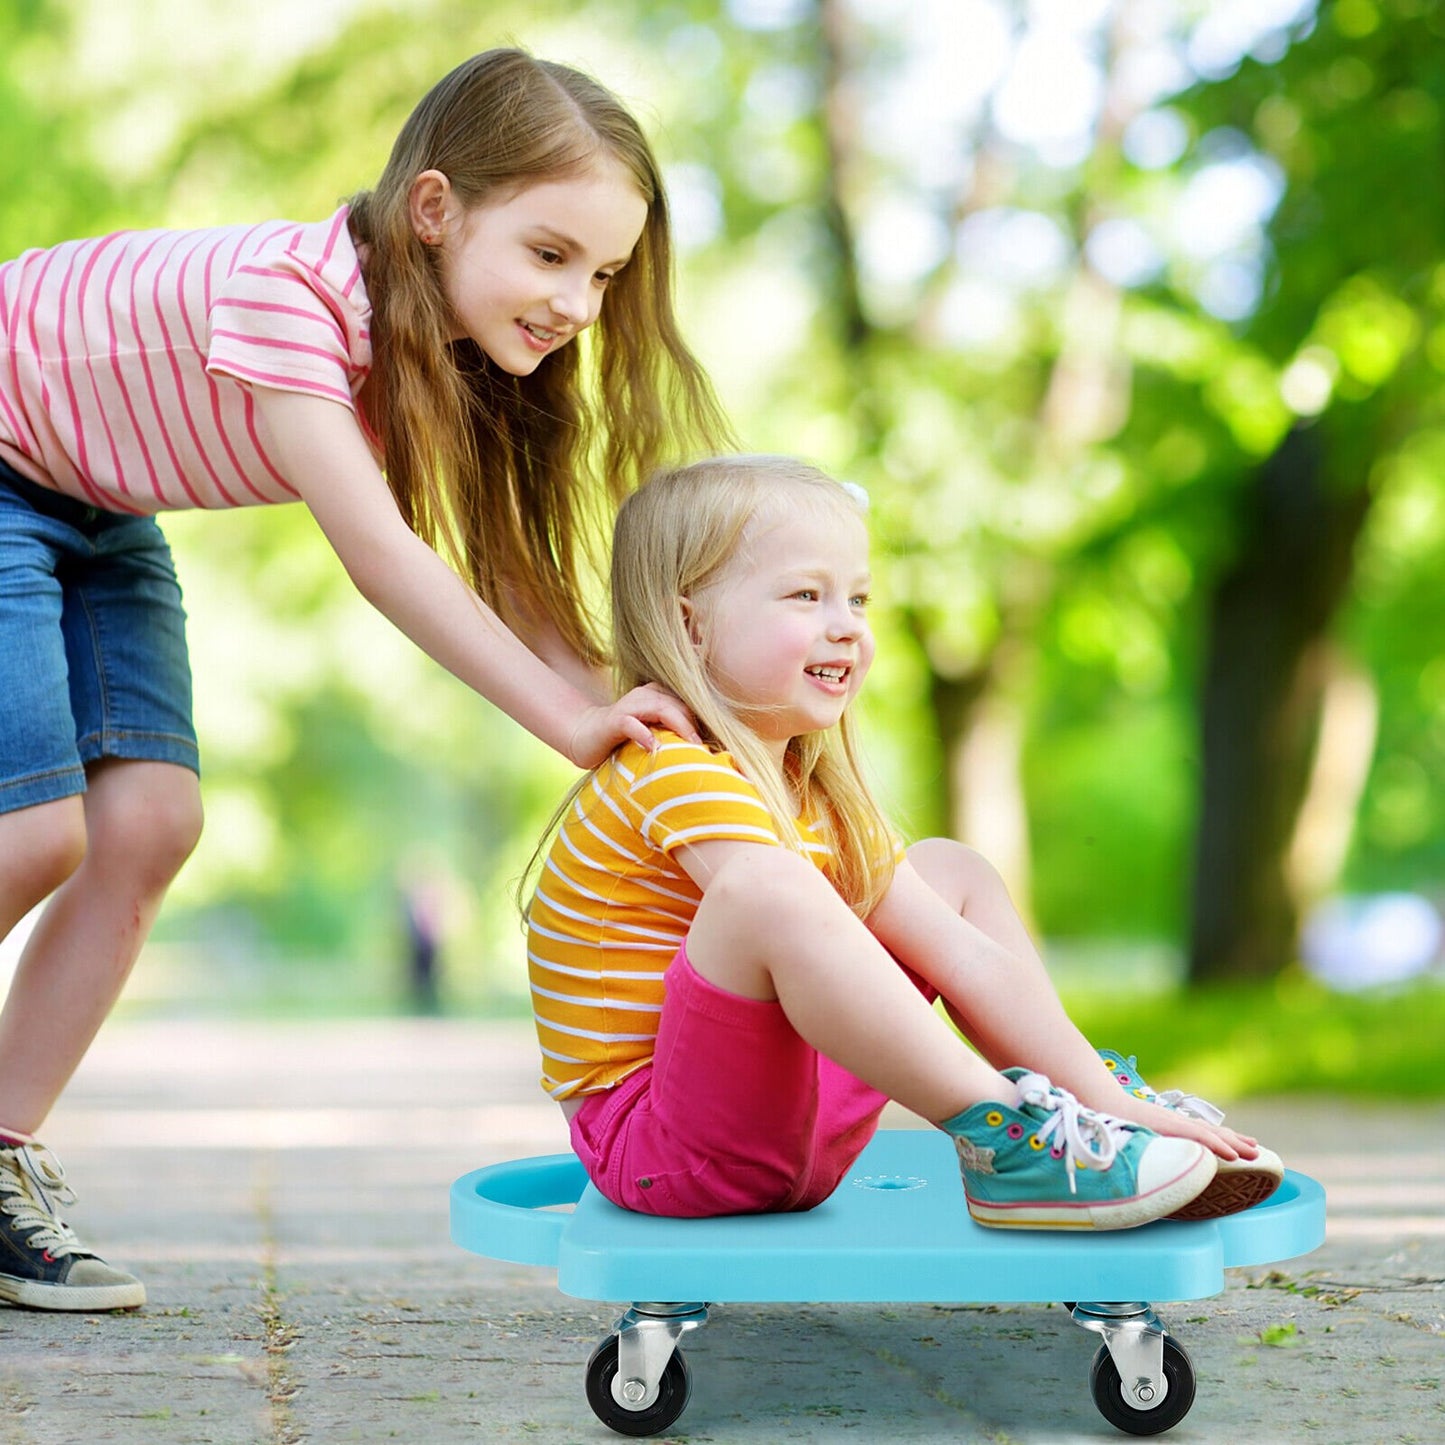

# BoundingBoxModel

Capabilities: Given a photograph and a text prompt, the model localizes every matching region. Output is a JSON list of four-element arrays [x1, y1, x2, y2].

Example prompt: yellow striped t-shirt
[[526, 733, 835, 1100]]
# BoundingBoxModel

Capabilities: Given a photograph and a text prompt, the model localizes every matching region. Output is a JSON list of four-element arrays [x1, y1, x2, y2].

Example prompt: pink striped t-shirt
[[0, 206, 371, 515]]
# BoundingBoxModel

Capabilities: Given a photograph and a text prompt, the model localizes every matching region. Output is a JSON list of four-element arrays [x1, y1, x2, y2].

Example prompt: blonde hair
[[608, 455, 897, 916], [347, 48, 732, 663]]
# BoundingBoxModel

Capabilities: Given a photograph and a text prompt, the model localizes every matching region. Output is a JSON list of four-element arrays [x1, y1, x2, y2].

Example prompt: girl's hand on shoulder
[[567, 683, 701, 767]]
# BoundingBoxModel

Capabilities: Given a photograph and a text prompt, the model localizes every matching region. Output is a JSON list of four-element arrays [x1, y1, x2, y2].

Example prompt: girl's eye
[[789, 588, 818, 602], [594, 270, 616, 287], [851, 594, 871, 609], [534, 247, 563, 265]]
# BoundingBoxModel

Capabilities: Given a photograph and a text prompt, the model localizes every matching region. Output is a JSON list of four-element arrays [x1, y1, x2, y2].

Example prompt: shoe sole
[[0, 1274, 145, 1311], [1167, 1155, 1285, 1221], [965, 1147, 1217, 1231]]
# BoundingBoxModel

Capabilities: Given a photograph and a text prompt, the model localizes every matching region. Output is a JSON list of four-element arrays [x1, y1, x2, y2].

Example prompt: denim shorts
[[0, 459, 198, 814]]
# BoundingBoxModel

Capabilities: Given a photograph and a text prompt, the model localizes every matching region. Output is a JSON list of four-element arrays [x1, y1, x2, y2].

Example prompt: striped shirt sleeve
[[205, 211, 368, 408], [624, 738, 784, 854]]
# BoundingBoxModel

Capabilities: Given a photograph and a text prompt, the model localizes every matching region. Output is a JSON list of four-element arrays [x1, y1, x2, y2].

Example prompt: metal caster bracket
[[611, 1302, 709, 1411], [1072, 1301, 1169, 1411]]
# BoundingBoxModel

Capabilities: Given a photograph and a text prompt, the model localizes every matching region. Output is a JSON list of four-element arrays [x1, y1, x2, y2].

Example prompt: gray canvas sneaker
[[0, 1140, 145, 1311]]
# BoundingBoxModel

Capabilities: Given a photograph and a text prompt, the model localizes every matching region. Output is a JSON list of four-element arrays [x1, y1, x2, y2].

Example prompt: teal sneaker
[[942, 1072, 1216, 1230], [1099, 1050, 1284, 1220]]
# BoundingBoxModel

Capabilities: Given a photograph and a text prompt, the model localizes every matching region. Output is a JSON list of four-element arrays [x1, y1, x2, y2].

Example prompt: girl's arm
[[253, 389, 691, 764], [500, 587, 611, 706]]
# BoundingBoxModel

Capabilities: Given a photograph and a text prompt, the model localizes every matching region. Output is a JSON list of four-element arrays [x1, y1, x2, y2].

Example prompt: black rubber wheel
[[1089, 1335, 1196, 1436], [584, 1334, 692, 1437]]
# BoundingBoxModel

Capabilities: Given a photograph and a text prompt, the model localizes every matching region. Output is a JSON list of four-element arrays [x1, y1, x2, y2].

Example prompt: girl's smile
[[518, 320, 562, 351], [804, 662, 852, 693]]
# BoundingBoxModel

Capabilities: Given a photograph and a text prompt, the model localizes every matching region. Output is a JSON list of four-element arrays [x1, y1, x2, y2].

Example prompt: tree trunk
[[1188, 425, 1371, 983], [927, 661, 990, 837]]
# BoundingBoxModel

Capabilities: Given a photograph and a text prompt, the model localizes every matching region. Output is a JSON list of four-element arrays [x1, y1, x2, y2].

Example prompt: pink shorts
[[567, 942, 937, 1218]]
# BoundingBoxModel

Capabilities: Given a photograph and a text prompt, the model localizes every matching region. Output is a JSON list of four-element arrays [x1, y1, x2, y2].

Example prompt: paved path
[[0, 1018, 1440, 1444]]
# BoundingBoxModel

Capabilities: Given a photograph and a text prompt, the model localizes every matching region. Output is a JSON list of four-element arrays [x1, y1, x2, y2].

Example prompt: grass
[[1060, 967, 1445, 1099]]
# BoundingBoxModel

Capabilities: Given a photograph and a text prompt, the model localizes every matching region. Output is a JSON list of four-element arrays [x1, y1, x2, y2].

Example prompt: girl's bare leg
[[904, 837, 1255, 1159], [0, 797, 87, 941], [0, 761, 202, 1134], [684, 847, 1013, 1124], [683, 844, 1228, 1229]]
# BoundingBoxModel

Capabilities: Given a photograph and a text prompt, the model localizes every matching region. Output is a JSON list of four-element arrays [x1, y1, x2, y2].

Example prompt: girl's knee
[[0, 799, 88, 910], [149, 783, 205, 880], [88, 767, 204, 891], [908, 836, 1003, 892]]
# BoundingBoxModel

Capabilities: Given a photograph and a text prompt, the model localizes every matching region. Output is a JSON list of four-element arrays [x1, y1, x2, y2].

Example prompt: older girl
[[0, 48, 730, 1310]]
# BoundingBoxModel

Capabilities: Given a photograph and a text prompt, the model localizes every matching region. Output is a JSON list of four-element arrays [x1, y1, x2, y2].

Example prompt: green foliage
[[0, 0, 128, 250], [8, 0, 1445, 999], [1062, 971, 1445, 1099], [1024, 702, 1194, 939]]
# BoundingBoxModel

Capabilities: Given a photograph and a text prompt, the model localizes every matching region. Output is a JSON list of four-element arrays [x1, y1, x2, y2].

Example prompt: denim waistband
[[0, 457, 133, 530]]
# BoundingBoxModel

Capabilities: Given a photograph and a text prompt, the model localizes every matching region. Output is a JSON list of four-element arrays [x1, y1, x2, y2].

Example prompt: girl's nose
[[549, 276, 593, 326]]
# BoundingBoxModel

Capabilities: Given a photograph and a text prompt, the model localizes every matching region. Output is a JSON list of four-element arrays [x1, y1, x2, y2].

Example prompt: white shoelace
[[1013, 1072, 1136, 1195], [0, 1144, 84, 1259], [1116, 1053, 1227, 1125], [1156, 1088, 1226, 1125]]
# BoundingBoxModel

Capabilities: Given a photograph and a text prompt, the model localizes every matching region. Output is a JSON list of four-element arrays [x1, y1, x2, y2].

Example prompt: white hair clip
[[839, 480, 870, 511]]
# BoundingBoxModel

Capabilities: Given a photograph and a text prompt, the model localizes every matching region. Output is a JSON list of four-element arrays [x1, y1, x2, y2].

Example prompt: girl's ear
[[679, 596, 703, 648], [408, 170, 455, 245]]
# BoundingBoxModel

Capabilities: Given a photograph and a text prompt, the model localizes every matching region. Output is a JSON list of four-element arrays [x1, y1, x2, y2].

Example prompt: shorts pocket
[[617, 1157, 794, 1217]]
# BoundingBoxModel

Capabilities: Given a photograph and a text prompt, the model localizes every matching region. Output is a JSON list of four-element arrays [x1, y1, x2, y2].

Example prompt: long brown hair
[[348, 48, 732, 663]]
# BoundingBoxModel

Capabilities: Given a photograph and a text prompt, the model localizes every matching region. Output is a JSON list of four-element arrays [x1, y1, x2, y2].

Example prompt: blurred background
[[3, 0, 1441, 1097]]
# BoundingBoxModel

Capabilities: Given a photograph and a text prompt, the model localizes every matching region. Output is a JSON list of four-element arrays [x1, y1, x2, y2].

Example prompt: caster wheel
[[584, 1333, 692, 1437], [1089, 1335, 1196, 1436]]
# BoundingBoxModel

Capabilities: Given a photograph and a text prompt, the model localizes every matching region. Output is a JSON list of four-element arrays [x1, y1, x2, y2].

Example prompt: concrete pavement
[[1, 1018, 1440, 1444]]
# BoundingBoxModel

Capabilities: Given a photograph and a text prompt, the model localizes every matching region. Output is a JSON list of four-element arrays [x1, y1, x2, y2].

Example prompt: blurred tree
[[1177, 0, 1445, 980], [765, 0, 1445, 984], [808, 0, 1173, 912], [10, 0, 1445, 1003], [727, 0, 1281, 940]]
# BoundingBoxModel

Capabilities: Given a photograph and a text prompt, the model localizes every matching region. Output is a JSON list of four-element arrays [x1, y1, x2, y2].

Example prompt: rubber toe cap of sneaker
[[1231, 1143, 1284, 1179], [64, 1257, 143, 1290], [1135, 1135, 1213, 1193]]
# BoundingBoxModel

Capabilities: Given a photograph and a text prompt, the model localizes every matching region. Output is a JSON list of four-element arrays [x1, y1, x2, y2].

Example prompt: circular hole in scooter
[[853, 1174, 927, 1191]]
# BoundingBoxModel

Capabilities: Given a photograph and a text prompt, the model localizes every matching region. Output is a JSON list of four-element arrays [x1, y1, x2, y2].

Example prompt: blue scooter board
[[451, 1129, 1326, 1437]]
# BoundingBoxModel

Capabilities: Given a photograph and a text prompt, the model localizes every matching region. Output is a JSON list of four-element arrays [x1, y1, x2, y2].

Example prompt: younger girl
[[525, 457, 1283, 1229], [0, 48, 730, 1310]]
